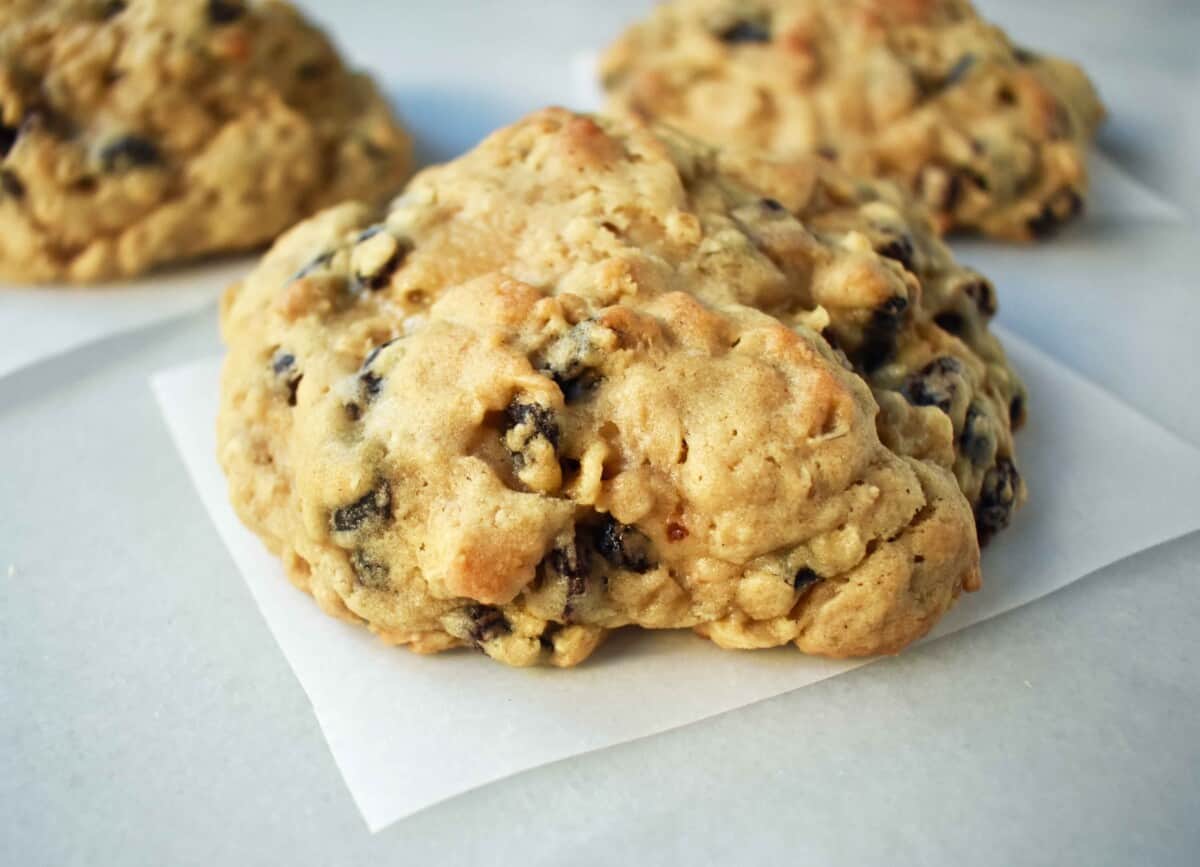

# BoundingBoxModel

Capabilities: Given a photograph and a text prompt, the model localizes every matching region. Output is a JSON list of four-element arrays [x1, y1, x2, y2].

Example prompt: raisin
[[297, 61, 329, 80], [793, 567, 821, 592], [101, 0, 126, 17], [943, 54, 977, 87], [539, 622, 563, 651], [933, 311, 967, 335], [1009, 392, 1026, 428], [816, 146, 839, 161], [290, 251, 333, 282], [1047, 102, 1073, 140], [760, 197, 787, 213], [505, 402, 559, 448], [348, 349, 393, 418], [593, 516, 654, 573], [100, 136, 161, 172], [330, 483, 392, 533], [503, 402, 560, 471], [363, 338, 401, 369], [871, 296, 909, 333], [1014, 47, 1040, 64], [286, 375, 302, 406], [559, 370, 602, 403], [359, 370, 383, 401], [543, 357, 599, 402], [976, 458, 1020, 544], [0, 169, 24, 199], [537, 322, 609, 404], [0, 125, 17, 158], [351, 550, 390, 589], [467, 605, 509, 644], [961, 278, 997, 317], [356, 256, 403, 292], [353, 239, 410, 292], [719, 20, 771, 44], [362, 139, 391, 162], [876, 235, 915, 273], [546, 535, 592, 619], [854, 296, 909, 371], [208, 0, 246, 25], [959, 403, 994, 466], [1027, 189, 1083, 239], [355, 225, 385, 244], [960, 167, 990, 192], [273, 351, 302, 404], [551, 544, 587, 578], [902, 356, 966, 415], [856, 345, 890, 373], [918, 54, 977, 96], [21, 110, 74, 140]]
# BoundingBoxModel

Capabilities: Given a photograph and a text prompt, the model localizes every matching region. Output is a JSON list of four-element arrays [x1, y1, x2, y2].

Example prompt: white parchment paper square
[[151, 329, 1200, 832]]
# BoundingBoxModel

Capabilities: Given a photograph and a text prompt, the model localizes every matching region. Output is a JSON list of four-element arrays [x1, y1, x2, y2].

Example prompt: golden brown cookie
[[218, 108, 1025, 667], [601, 0, 1104, 240], [0, 0, 412, 283]]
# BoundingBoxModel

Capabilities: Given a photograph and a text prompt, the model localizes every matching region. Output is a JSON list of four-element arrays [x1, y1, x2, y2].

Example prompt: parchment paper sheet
[[152, 328, 1200, 831]]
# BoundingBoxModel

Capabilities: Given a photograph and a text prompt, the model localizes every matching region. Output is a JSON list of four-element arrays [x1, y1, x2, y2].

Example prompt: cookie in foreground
[[601, 0, 1104, 241], [0, 0, 412, 283], [218, 108, 1026, 667]]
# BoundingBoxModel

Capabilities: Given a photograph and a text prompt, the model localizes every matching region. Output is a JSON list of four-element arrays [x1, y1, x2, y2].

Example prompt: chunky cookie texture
[[0, 0, 412, 283], [601, 0, 1104, 241], [219, 108, 1026, 667]]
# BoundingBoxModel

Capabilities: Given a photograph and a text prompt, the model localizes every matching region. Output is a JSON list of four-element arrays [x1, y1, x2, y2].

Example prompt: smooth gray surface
[[2, 2, 1199, 865]]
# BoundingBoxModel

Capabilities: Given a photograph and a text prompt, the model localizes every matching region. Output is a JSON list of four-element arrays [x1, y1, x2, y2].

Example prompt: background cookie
[[0, 0, 412, 283], [601, 0, 1104, 240], [218, 108, 1024, 667]]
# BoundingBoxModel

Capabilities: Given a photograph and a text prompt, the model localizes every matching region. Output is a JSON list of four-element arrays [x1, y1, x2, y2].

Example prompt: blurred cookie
[[217, 108, 1024, 667], [601, 0, 1103, 240], [0, 0, 412, 282]]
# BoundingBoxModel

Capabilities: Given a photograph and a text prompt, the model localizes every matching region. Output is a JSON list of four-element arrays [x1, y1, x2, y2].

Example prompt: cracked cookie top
[[218, 108, 1023, 667]]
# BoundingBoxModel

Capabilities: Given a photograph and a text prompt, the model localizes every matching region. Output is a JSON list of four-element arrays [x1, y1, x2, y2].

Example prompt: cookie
[[0, 0, 412, 283], [601, 0, 1104, 240], [218, 108, 1024, 667], [721, 150, 1027, 532]]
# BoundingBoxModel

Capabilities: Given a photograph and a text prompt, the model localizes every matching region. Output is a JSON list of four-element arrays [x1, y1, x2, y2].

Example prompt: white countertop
[[2, 2, 1198, 864]]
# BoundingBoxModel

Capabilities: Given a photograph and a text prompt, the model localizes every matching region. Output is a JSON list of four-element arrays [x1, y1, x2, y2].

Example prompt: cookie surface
[[218, 108, 1025, 667], [0, 0, 412, 283], [601, 0, 1104, 240]]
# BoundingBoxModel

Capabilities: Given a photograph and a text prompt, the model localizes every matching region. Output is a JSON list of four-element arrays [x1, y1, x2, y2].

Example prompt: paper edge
[[149, 342, 1200, 831], [1087, 151, 1189, 224], [993, 324, 1198, 454]]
